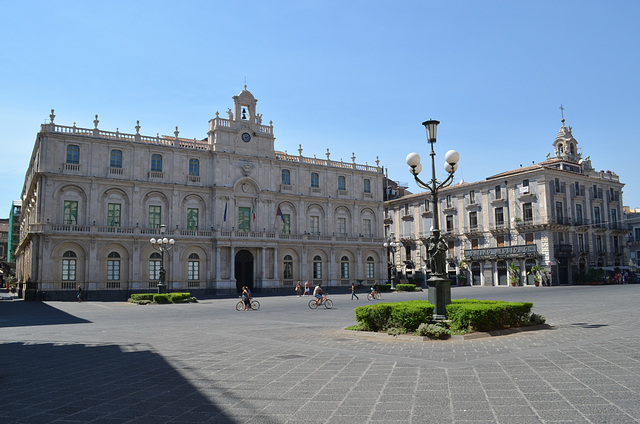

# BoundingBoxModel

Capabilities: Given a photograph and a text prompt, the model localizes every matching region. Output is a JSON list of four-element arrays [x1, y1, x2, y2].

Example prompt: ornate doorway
[[235, 250, 254, 293]]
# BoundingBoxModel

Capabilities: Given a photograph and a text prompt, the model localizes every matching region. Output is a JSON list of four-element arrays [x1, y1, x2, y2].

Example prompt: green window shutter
[[63, 201, 78, 225], [107, 203, 121, 227], [187, 208, 199, 231], [238, 207, 251, 232]]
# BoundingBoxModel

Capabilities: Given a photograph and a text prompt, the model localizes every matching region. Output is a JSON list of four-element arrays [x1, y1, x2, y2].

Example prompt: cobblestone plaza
[[1, 285, 640, 423]]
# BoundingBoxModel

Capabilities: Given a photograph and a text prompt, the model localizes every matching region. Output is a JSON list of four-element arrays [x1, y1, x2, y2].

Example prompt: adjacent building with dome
[[15, 88, 385, 300], [384, 119, 630, 286]]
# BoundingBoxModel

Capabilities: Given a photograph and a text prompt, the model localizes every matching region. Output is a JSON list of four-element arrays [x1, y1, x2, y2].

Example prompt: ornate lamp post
[[150, 224, 175, 294], [383, 237, 403, 289], [406, 120, 460, 319]]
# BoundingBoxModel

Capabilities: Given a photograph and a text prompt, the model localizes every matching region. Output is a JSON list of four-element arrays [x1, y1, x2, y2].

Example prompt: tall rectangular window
[[611, 209, 618, 228], [497, 235, 505, 247], [281, 169, 290, 185], [62, 259, 76, 281], [282, 214, 290, 234], [471, 238, 479, 249], [63, 201, 78, 225], [469, 190, 475, 204], [578, 234, 584, 252], [310, 216, 319, 235], [311, 172, 319, 188], [446, 215, 454, 232], [338, 176, 346, 190], [188, 258, 200, 280], [575, 204, 583, 225], [107, 260, 120, 281], [189, 159, 199, 176], [525, 233, 534, 245], [151, 154, 162, 172], [366, 260, 375, 279], [364, 179, 371, 193], [148, 205, 161, 229], [556, 202, 564, 223], [337, 218, 347, 236], [107, 203, 121, 227], [594, 206, 601, 224], [149, 259, 161, 280], [66, 145, 79, 164], [363, 219, 372, 237], [495, 207, 504, 225], [187, 208, 199, 231], [403, 220, 411, 238], [469, 211, 478, 229], [446, 195, 452, 208], [110, 150, 122, 168], [238, 207, 251, 232], [424, 200, 429, 211], [495, 185, 501, 199], [523, 203, 533, 222]]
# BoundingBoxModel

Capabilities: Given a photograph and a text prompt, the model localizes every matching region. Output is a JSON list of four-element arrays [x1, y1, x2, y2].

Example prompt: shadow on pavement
[[0, 301, 91, 328], [0, 341, 233, 423]]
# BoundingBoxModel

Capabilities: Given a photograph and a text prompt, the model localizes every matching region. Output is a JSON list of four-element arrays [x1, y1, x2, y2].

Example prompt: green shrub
[[378, 284, 392, 292], [529, 313, 546, 325], [386, 327, 405, 336], [129, 292, 192, 304], [395, 284, 416, 292], [446, 299, 533, 332], [354, 300, 434, 332], [130, 293, 154, 302], [416, 323, 450, 339]]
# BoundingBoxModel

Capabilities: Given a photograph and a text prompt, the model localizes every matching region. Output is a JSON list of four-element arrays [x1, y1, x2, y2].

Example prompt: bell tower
[[553, 118, 581, 162], [207, 87, 275, 156]]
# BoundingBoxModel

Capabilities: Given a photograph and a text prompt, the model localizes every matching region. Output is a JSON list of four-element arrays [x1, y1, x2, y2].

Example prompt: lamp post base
[[157, 283, 167, 294], [427, 275, 451, 320]]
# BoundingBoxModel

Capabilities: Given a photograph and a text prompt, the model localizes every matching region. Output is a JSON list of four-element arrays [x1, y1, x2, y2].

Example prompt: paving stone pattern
[[1, 285, 640, 423]]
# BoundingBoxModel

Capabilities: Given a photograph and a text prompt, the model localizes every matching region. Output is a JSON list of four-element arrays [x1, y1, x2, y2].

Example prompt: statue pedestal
[[427, 275, 451, 320]]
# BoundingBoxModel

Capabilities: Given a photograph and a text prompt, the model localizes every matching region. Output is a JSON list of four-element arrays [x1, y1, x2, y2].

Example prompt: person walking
[[304, 281, 310, 296], [350, 282, 359, 300], [77, 285, 82, 303], [295, 281, 301, 297]]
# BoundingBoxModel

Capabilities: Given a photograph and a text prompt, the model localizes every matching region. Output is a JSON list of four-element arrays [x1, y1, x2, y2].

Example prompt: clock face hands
[[242, 132, 251, 142]]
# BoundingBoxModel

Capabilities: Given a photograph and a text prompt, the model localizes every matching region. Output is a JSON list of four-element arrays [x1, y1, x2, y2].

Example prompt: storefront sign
[[464, 245, 537, 260]]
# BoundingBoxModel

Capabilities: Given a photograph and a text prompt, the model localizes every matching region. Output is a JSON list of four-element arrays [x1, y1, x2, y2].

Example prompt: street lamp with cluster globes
[[406, 119, 460, 319], [149, 224, 175, 294], [383, 237, 403, 289]]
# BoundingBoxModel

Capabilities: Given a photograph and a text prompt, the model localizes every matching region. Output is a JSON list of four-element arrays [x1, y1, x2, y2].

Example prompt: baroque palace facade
[[384, 120, 629, 286], [16, 88, 385, 300]]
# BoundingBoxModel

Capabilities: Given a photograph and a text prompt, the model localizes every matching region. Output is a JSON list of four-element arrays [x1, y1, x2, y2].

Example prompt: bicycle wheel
[[375, 293, 381, 300], [367, 293, 373, 301], [250, 300, 260, 310], [236, 301, 244, 311], [324, 299, 333, 309], [308, 299, 318, 309]]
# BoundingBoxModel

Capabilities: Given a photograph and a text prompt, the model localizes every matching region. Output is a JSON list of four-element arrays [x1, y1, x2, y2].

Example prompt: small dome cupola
[[553, 107, 581, 162]]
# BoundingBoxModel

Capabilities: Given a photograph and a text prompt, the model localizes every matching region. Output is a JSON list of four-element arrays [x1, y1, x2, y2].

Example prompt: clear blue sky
[[2, 0, 639, 216]]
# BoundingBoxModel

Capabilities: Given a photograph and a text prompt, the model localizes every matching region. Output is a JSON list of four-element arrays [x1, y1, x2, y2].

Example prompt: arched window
[[151, 154, 162, 172], [313, 255, 322, 279], [107, 252, 120, 281], [150, 252, 161, 280], [66, 145, 79, 164], [189, 159, 199, 176], [311, 172, 319, 188], [283, 254, 293, 280], [340, 255, 350, 279], [188, 253, 199, 280], [364, 179, 371, 193], [110, 149, 122, 168], [338, 176, 346, 190], [366, 256, 375, 279], [62, 251, 77, 281], [281, 169, 291, 185]]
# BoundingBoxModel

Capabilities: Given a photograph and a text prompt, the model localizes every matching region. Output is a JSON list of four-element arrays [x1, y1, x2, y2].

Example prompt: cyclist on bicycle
[[371, 281, 379, 296], [241, 286, 252, 311], [313, 283, 327, 305]]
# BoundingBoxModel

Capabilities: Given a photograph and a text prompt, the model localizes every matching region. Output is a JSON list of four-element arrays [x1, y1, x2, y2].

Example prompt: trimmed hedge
[[129, 292, 192, 304], [395, 284, 416, 292], [446, 299, 533, 332], [354, 300, 434, 332], [378, 284, 392, 292]]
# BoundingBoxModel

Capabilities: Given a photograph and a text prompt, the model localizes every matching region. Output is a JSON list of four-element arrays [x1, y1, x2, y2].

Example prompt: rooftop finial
[[49, 109, 55, 124], [559, 104, 566, 126]]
